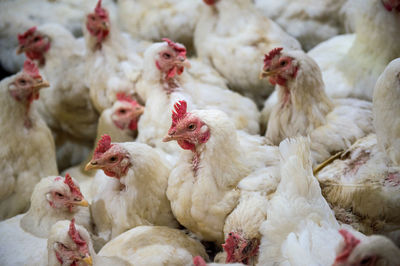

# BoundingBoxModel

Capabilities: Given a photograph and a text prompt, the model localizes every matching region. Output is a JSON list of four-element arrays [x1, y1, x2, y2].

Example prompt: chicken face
[[260, 47, 298, 87], [156, 38, 191, 79], [8, 60, 49, 105], [111, 93, 144, 131], [86, 0, 110, 45], [85, 135, 131, 178], [17, 27, 50, 65], [53, 219, 92, 266], [47, 174, 89, 212], [381, 0, 400, 11], [222, 232, 260, 264], [163, 101, 210, 152]]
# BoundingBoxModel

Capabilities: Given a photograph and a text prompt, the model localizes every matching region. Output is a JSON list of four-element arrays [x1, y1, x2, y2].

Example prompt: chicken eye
[[280, 60, 287, 66], [119, 109, 126, 114], [34, 36, 40, 42], [19, 79, 26, 85], [360, 257, 372, 265], [55, 192, 64, 198], [162, 53, 171, 59], [187, 123, 196, 130], [109, 156, 117, 162]]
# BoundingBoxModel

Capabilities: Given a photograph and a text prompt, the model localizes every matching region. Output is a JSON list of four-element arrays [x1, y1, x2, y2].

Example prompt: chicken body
[[117, 0, 201, 54], [165, 106, 279, 244], [262, 49, 373, 165], [194, 0, 301, 105], [308, 0, 400, 101], [0, 67, 58, 220], [0, 175, 90, 266], [255, 0, 348, 51], [87, 140, 178, 241]]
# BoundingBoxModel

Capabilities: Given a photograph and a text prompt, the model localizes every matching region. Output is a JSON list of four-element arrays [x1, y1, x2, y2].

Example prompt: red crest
[[94, 134, 112, 159], [171, 100, 188, 128], [23, 59, 41, 79], [116, 92, 141, 107], [64, 173, 83, 198], [94, 0, 109, 18], [264, 47, 283, 64], [68, 219, 86, 245], [162, 38, 187, 57], [17, 27, 37, 45], [334, 229, 361, 263]]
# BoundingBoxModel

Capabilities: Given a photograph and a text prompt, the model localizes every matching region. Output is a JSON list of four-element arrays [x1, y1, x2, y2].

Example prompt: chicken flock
[[0, 0, 399, 265]]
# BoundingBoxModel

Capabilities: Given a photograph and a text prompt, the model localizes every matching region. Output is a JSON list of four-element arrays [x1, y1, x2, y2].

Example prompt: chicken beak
[[73, 199, 89, 207], [162, 134, 175, 142], [133, 105, 145, 117], [82, 255, 93, 265], [16, 45, 26, 55], [259, 69, 278, 79], [85, 161, 99, 171], [32, 80, 50, 90], [176, 57, 191, 69]]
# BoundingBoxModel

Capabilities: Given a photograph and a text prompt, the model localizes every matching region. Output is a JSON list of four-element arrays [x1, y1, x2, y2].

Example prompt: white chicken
[[83, 0, 147, 113], [254, 0, 348, 51], [85, 134, 178, 241], [0, 60, 58, 220], [194, 0, 301, 105], [314, 59, 400, 236], [0, 0, 117, 73], [49, 220, 208, 266], [307, 0, 400, 101], [136, 40, 260, 159], [163, 101, 280, 244], [258, 137, 400, 266], [16, 24, 99, 170], [0, 174, 90, 266], [260, 48, 373, 165], [117, 0, 201, 54], [62, 93, 144, 201]]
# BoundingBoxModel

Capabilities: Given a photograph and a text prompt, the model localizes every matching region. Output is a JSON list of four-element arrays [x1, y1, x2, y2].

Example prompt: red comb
[[162, 38, 187, 57], [64, 173, 83, 198], [171, 100, 187, 127], [23, 59, 41, 79], [334, 229, 361, 263], [264, 47, 283, 64], [193, 256, 207, 266], [94, 134, 112, 159], [116, 92, 140, 107], [17, 27, 37, 44], [94, 0, 108, 18], [68, 219, 86, 245]]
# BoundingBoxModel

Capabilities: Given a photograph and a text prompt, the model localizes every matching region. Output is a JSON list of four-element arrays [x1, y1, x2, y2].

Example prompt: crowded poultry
[[0, 0, 399, 265]]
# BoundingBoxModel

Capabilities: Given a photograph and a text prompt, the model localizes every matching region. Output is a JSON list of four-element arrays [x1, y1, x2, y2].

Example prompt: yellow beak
[[73, 199, 89, 207], [259, 69, 278, 79], [82, 255, 93, 265], [85, 161, 99, 171], [16, 45, 26, 55], [162, 134, 174, 142], [32, 80, 50, 90]]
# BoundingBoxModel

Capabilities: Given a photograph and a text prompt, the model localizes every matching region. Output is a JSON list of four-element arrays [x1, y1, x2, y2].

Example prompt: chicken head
[[17, 27, 50, 65], [156, 38, 191, 80], [85, 134, 131, 178], [381, 0, 400, 11], [47, 174, 89, 212], [86, 0, 110, 46], [260, 47, 298, 87], [222, 232, 260, 264], [163, 100, 210, 152], [8, 60, 49, 106], [53, 219, 92, 266], [111, 93, 144, 131]]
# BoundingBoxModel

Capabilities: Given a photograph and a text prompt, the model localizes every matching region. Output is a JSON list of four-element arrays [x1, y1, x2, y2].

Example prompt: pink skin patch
[[222, 232, 260, 264], [193, 256, 207, 266], [385, 172, 400, 186], [86, 0, 110, 47], [334, 229, 361, 264], [113, 93, 143, 131], [17, 27, 50, 65], [203, 0, 218, 5], [381, 0, 400, 11]]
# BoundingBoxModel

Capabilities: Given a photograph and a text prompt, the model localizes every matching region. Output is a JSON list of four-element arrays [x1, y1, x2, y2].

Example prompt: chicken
[[307, 0, 400, 101], [16, 24, 99, 170], [84, 0, 147, 113], [0, 174, 90, 266], [62, 93, 144, 201], [136, 40, 260, 158], [163, 101, 280, 244], [49, 220, 208, 266], [193, 256, 245, 266], [0, 0, 117, 73], [254, 0, 348, 51], [373, 58, 400, 166], [314, 59, 400, 236], [84, 134, 178, 241], [48, 219, 128, 266], [194, 0, 301, 105], [260, 48, 373, 165], [0, 60, 58, 220], [258, 137, 400, 265], [117, 0, 201, 54]]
